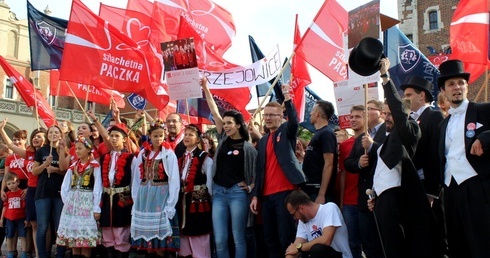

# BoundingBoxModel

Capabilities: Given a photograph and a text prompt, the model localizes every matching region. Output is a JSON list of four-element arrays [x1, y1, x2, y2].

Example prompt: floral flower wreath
[[151, 118, 166, 128], [76, 136, 93, 150]]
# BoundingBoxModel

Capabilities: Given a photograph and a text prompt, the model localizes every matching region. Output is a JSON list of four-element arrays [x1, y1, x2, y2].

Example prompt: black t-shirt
[[34, 145, 64, 200], [302, 126, 337, 197], [214, 138, 246, 188]]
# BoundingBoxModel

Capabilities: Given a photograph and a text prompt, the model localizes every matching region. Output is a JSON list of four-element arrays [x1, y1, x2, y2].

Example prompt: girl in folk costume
[[99, 123, 135, 258], [177, 124, 213, 258], [56, 136, 102, 258], [0, 119, 46, 258], [130, 118, 180, 257]]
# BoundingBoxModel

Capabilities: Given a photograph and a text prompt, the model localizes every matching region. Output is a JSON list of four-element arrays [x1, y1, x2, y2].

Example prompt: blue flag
[[300, 87, 339, 133], [384, 27, 440, 100], [27, 1, 68, 70], [249, 36, 280, 101], [127, 93, 147, 110], [101, 112, 113, 129]]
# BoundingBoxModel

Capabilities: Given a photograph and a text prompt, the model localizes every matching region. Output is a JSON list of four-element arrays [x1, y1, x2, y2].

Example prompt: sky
[[6, 0, 398, 110]]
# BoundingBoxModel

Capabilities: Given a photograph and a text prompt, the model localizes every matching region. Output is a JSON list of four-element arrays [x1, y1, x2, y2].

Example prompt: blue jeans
[[261, 190, 296, 258], [212, 184, 248, 258], [342, 205, 362, 258], [35, 197, 65, 258]]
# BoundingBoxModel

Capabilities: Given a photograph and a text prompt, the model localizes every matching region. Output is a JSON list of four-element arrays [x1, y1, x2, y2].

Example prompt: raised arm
[[201, 78, 223, 133], [87, 110, 112, 151], [0, 119, 26, 158]]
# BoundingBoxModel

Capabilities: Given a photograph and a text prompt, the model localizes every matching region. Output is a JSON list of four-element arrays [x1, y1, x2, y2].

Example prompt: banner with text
[[202, 46, 281, 89], [334, 80, 379, 129]]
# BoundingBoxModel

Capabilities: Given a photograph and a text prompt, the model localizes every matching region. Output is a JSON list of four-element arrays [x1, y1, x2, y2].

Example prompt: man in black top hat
[[401, 77, 446, 255], [438, 59, 490, 258], [401, 77, 444, 200]]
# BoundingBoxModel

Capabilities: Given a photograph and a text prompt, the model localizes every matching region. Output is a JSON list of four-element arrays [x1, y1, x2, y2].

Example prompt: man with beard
[[438, 59, 490, 257], [284, 189, 352, 258], [367, 58, 438, 258], [165, 112, 186, 158]]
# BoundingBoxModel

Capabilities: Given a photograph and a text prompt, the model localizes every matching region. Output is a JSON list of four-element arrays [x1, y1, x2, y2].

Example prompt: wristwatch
[[380, 72, 389, 78], [296, 242, 303, 252]]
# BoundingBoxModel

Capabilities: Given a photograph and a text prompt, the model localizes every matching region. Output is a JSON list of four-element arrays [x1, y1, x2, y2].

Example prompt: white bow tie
[[448, 107, 465, 115]]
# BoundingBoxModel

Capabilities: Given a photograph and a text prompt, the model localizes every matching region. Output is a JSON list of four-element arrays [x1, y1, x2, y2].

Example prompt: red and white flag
[[50, 70, 125, 108], [291, 15, 311, 122], [0, 56, 56, 127], [154, 0, 236, 56], [177, 17, 251, 120], [126, 0, 153, 17], [450, 0, 489, 82], [60, 0, 151, 93], [295, 0, 348, 82], [98, 3, 170, 109]]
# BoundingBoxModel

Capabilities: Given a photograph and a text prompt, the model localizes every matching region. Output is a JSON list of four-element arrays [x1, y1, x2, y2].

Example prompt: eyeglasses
[[263, 113, 282, 118], [289, 206, 300, 216], [367, 107, 380, 111], [165, 119, 180, 124], [381, 112, 392, 118]]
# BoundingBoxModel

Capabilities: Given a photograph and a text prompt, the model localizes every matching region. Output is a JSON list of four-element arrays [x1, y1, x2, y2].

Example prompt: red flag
[[50, 70, 125, 108], [60, 0, 151, 93], [291, 15, 312, 122], [126, 0, 153, 17], [451, 0, 489, 64], [450, 0, 489, 83], [295, 0, 348, 82], [98, 3, 170, 106], [154, 0, 235, 56], [177, 18, 251, 120], [0, 56, 56, 127]]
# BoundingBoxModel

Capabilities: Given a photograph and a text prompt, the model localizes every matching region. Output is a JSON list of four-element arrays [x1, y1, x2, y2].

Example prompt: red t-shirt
[[339, 137, 358, 206], [263, 132, 296, 196], [3, 190, 26, 220], [5, 154, 28, 180], [25, 150, 38, 187]]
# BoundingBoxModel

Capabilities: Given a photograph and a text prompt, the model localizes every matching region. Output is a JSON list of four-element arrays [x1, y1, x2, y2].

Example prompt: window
[[4, 78, 14, 99], [7, 30, 18, 58], [429, 11, 438, 30]]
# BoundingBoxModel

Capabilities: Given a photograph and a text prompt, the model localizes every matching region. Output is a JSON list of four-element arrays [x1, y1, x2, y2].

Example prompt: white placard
[[166, 67, 202, 100]]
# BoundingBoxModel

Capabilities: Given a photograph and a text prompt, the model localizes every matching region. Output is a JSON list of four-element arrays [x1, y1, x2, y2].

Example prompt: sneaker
[[20, 252, 29, 258], [6, 253, 15, 258]]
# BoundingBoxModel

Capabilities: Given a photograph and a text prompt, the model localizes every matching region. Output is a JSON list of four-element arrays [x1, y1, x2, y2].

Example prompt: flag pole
[[84, 86, 90, 121], [66, 83, 92, 122], [33, 72, 40, 130], [252, 51, 296, 118], [185, 99, 190, 124], [364, 83, 369, 154]]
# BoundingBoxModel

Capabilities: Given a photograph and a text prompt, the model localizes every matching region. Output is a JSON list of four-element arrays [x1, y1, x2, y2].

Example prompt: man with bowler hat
[[438, 59, 490, 257]]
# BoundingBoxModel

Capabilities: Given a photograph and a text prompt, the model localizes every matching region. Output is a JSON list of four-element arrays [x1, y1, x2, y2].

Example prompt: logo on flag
[[399, 44, 422, 73], [36, 21, 57, 45], [127, 93, 147, 110]]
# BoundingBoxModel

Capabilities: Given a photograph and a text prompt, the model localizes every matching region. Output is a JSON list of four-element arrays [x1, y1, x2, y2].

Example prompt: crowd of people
[[0, 57, 487, 258]]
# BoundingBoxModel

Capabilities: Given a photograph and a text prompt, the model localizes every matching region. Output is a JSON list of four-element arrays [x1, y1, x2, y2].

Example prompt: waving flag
[[126, 0, 153, 17], [60, 0, 152, 93], [50, 70, 125, 108], [384, 26, 440, 98], [0, 56, 56, 127], [290, 15, 312, 122], [295, 0, 348, 82], [249, 36, 282, 102], [154, 0, 235, 56], [450, 0, 489, 83], [27, 1, 68, 70]]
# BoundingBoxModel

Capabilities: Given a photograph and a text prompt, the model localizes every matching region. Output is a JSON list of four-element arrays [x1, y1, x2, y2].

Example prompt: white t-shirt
[[296, 202, 353, 258]]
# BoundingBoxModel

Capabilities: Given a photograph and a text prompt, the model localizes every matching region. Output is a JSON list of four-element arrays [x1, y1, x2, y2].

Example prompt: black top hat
[[400, 76, 434, 102], [349, 37, 385, 76], [437, 60, 470, 88]]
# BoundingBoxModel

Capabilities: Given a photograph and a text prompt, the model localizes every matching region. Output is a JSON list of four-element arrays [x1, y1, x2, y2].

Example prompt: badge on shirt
[[467, 122, 476, 131], [466, 130, 475, 138], [233, 150, 239, 155], [276, 132, 281, 142]]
